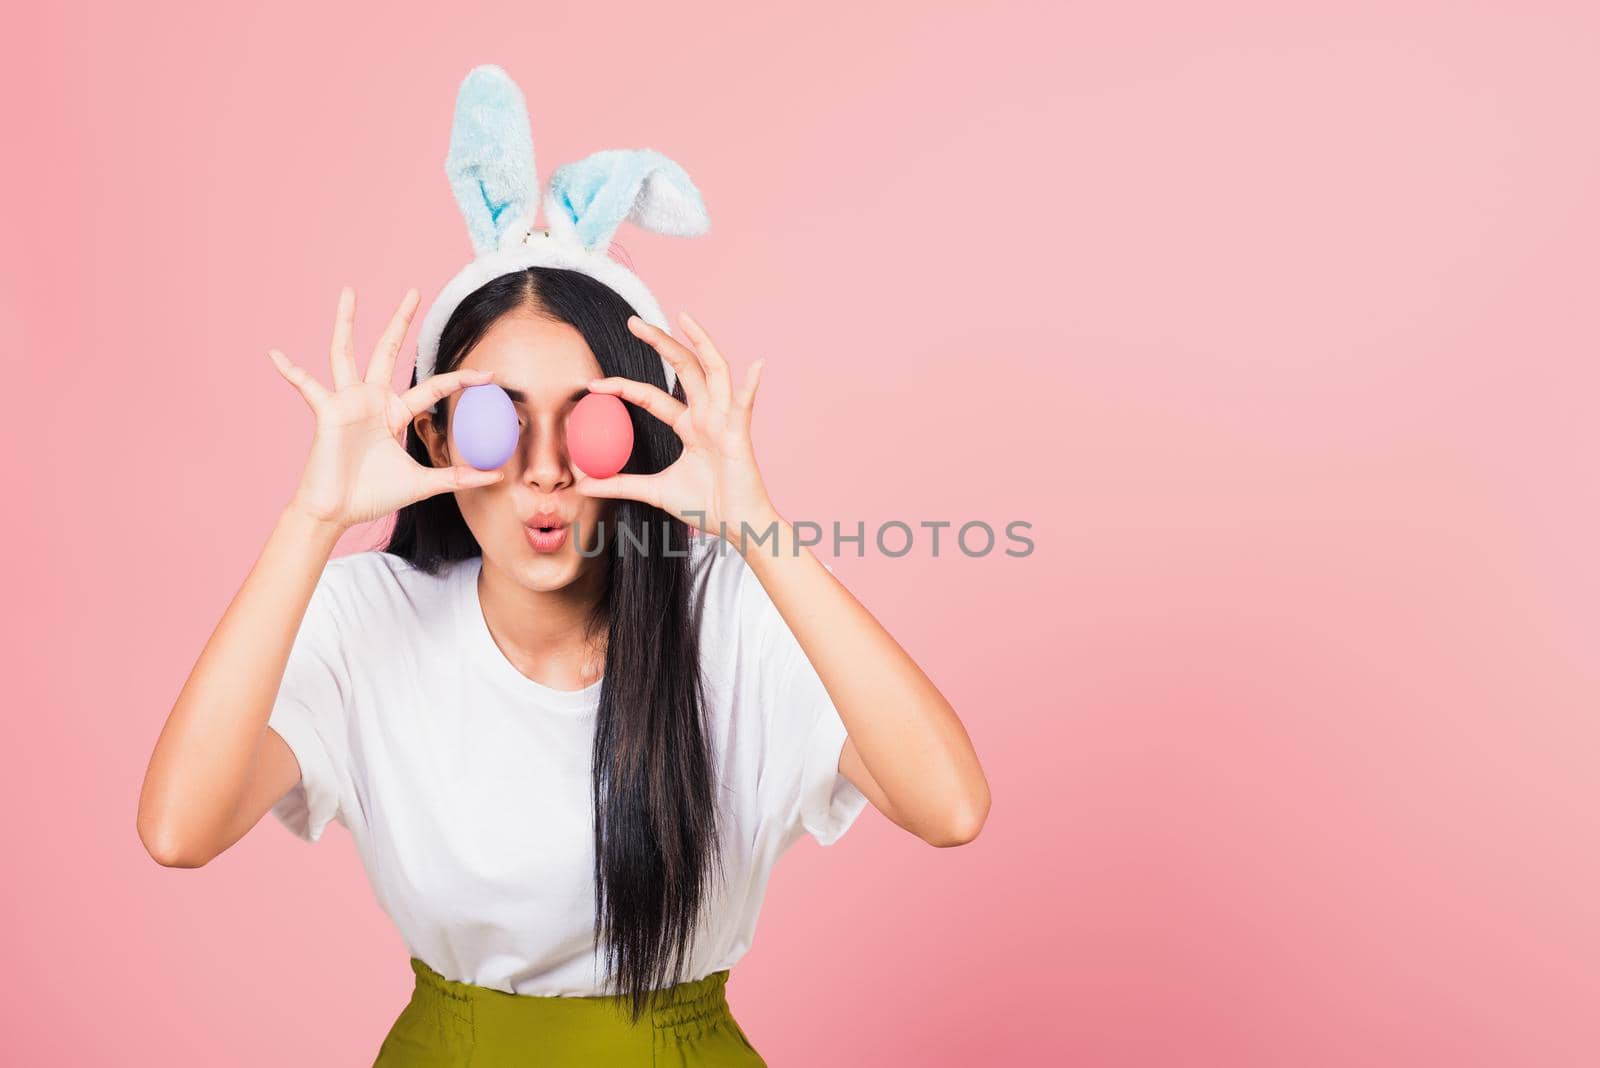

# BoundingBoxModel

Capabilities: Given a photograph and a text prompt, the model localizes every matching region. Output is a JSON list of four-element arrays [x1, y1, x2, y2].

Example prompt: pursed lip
[[523, 510, 570, 531]]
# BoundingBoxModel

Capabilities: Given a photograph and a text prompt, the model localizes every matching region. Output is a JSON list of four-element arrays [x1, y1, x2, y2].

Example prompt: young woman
[[138, 269, 990, 1065]]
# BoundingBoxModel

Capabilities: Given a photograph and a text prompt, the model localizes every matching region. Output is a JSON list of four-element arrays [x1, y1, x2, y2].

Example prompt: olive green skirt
[[373, 957, 767, 1067]]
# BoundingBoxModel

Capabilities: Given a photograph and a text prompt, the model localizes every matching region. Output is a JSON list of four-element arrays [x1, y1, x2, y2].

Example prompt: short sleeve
[[265, 565, 354, 844], [741, 564, 870, 848]]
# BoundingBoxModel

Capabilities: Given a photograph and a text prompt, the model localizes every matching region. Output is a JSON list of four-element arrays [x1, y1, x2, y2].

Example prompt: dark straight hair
[[386, 267, 724, 1022]]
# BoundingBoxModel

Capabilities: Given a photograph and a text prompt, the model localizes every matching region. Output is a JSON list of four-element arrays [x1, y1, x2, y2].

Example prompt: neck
[[476, 555, 608, 690]]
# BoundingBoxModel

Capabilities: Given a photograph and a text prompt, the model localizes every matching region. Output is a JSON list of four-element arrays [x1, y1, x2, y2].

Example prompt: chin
[[508, 549, 588, 592]]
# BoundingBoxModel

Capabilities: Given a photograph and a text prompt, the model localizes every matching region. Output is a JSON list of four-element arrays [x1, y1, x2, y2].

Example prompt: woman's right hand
[[269, 285, 503, 530]]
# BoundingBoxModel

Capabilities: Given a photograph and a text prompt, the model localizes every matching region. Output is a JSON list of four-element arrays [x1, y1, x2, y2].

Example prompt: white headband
[[415, 64, 711, 393]]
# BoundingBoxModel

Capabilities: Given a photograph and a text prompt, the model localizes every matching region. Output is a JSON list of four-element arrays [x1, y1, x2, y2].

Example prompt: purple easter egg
[[452, 384, 520, 470]]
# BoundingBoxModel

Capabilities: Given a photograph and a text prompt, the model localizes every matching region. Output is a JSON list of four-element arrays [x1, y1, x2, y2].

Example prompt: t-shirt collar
[[456, 556, 604, 715]]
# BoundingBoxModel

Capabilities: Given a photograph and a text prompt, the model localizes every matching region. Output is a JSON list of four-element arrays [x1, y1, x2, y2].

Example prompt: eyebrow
[[499, 386, 591, 406]]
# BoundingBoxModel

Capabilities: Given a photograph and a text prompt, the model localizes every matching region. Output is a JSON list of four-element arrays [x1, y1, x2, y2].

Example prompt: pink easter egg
[[568, 393, 634, 479]]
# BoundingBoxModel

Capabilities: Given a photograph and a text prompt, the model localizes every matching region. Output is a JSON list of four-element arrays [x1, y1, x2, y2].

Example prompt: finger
[[417, 465, 505, 498], [329, 286, 359, 390], [628, 315, 708, 410], [586, 375, 688, 431], [575, 472, 661, 508], [366, 287, 421, 386], [268, 348, 329, 410], [397, 367, 496, 419], [734, 357, 766, 431], [676, 311, 732, 408]]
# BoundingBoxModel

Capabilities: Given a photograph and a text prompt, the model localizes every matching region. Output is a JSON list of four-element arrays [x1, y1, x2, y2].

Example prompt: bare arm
[[578, 311, 990, 848], [136, 286, 502, 867], [136, 507, 343, 867], [742, 518, 989, 848]]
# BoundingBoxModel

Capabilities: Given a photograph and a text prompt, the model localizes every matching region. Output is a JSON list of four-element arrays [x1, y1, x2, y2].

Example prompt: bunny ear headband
[[415, 63, 710, 393]]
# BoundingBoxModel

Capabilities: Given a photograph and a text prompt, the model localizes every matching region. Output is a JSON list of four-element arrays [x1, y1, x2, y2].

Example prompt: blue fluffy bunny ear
[[445, 65, 537, 256], [543, 148, 709, 252]]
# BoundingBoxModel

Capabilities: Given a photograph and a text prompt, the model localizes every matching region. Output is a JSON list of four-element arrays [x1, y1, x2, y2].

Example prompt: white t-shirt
[[265, 532, 869, 996]]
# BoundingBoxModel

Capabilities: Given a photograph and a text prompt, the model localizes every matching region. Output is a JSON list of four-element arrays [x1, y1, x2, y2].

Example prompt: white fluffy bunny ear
[[542, 148, 710, 252], [445, 65, 538, 256]]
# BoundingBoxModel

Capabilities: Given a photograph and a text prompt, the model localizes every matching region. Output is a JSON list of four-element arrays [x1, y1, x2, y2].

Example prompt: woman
[[137, 268, 990, 1064]]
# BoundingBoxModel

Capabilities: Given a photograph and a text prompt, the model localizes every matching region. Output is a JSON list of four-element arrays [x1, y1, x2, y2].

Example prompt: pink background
[[7, 2, 1600, 1064]]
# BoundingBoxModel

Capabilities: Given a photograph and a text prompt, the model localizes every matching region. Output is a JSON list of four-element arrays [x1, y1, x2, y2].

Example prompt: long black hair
[[386, 267, 725, 1021]]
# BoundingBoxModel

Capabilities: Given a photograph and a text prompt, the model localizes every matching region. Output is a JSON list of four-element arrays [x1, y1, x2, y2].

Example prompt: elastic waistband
[[407, 957, 734, 1041]]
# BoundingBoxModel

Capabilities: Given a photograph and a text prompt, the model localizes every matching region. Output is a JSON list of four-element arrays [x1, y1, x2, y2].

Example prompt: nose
[[518, 413, 573, 492]]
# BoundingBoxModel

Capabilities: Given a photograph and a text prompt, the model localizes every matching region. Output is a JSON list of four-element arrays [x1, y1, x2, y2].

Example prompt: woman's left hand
[[575, 311, 777, 546]]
